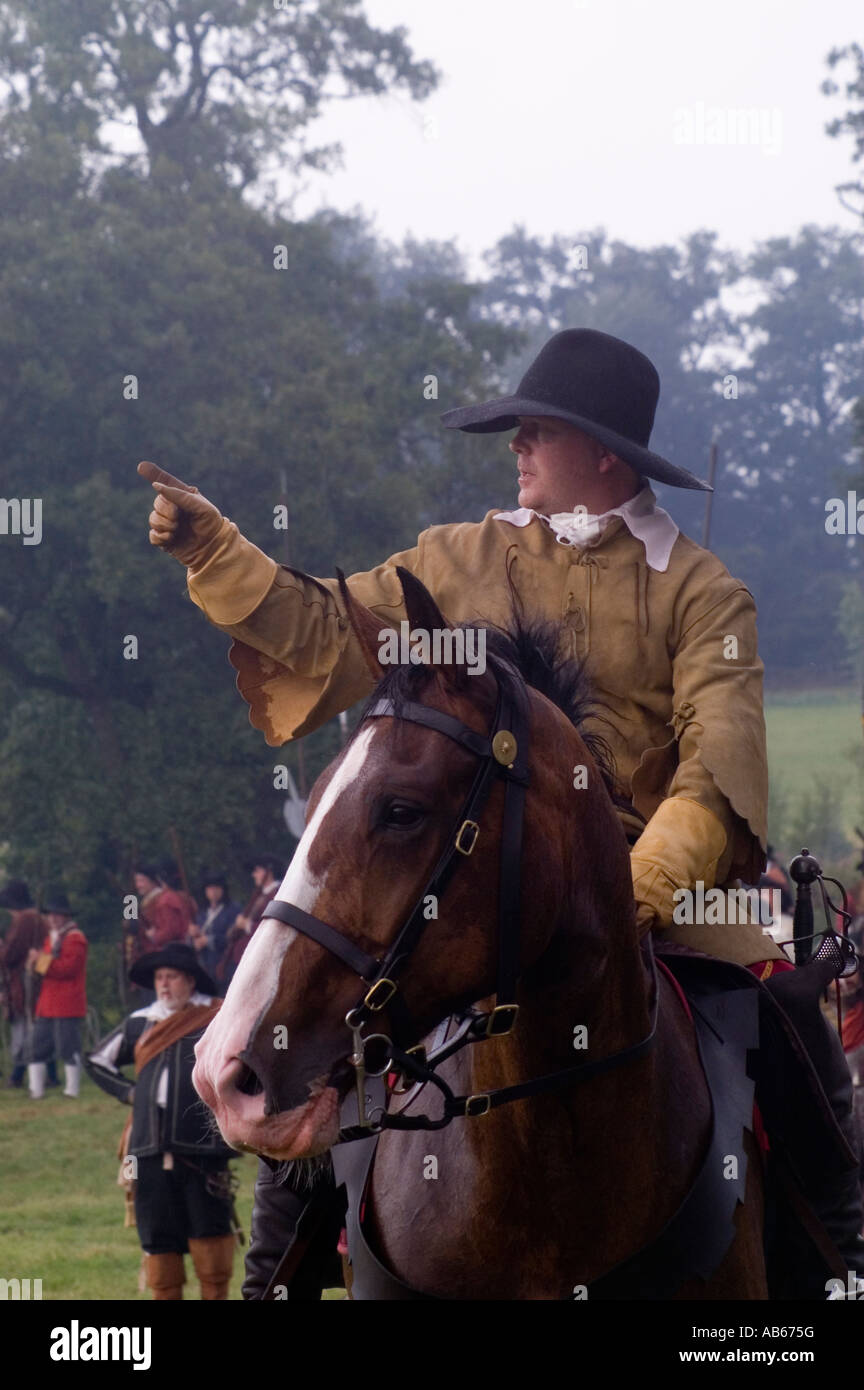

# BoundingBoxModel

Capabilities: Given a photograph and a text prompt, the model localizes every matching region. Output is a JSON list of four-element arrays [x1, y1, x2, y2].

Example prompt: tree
[[822, 41, 864, 219], [0, 0, 438, 188], [0, 4, 516, 926]]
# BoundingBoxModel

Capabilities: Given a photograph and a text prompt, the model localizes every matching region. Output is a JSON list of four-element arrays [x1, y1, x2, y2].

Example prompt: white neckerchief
[[493, 484, 679, 573], [132, 990, 213, 1022]]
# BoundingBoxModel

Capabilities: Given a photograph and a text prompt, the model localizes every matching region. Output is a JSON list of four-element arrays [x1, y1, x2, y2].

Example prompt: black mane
[[355, 611, 617, 798]]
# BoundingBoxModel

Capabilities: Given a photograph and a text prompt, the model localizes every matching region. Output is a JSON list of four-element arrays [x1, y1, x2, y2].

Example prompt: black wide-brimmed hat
[[245, 852, 284, 878], [0, 878, 34, 910], [440, 328, 711, 492], [200, 871, 229, 894], [129, 941, 217, 995], [43, 889, 72, 916]]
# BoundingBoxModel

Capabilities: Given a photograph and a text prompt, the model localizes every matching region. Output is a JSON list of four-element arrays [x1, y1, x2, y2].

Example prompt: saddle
[[649, 945, 856, 1299]]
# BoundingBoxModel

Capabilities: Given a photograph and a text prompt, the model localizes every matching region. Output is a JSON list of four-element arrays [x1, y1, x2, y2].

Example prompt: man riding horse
[[139, 327, 864, 1293]]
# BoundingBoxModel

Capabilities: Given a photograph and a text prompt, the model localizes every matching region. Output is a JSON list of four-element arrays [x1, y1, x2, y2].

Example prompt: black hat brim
[[440, 396, 712, 493], [129, 949, 218, 997]]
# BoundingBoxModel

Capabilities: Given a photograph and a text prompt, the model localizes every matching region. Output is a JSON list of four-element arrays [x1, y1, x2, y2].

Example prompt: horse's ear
[[396, 566, 471, 693], [336, 569, 387, 683], [397, 566, 452, 636]]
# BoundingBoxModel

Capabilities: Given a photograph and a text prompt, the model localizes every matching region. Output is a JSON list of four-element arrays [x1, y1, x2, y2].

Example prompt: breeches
[[31, 1016, 82, 1064], [135, 1155, 234, 1254]]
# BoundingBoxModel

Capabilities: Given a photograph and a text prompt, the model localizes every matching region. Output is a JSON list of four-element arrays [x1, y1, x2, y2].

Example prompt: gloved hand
[[630, 796, 727, 937], [138, 460, 225, 566], [138, 461, 277, 624]]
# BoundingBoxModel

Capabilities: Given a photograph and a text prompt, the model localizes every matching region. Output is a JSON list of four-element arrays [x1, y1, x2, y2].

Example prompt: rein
[[260, 654, 658, 1141]]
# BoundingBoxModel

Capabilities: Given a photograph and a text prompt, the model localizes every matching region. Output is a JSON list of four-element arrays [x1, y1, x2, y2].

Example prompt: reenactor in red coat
[[27, 890, 88, 1099]]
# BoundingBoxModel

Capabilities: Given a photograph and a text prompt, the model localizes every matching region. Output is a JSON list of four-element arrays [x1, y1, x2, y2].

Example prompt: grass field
[[0, 1075, 345, 1301], [764, 686, 864, 867]]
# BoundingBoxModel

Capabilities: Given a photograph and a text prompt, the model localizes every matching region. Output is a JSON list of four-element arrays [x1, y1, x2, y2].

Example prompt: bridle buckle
[[455, 819, 480, 856], [465, 1094, 491, 1117], [364, 977, 397, 1011], [485, 1003, 519, 1037]]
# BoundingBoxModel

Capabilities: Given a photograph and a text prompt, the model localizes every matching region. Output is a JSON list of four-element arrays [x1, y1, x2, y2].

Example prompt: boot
[[188, 1234, 235, 1300], [145, 1252, 185, 1300], [27, 1062, 46, 1099], [771, 983, 864, 1289], [62, 1062, 81, 1098]]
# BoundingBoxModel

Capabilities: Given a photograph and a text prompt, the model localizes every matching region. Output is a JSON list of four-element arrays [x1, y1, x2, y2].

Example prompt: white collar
[[132, 991, 213, 1022], [493, 485, 679, 573]]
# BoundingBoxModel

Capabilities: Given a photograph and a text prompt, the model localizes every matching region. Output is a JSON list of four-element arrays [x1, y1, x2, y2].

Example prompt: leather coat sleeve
[[187, 525, 425, 745], [663, 581, 768, 887]]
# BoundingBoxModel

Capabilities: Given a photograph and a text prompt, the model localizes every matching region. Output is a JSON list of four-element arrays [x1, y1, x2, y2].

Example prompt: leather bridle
[[260, 653, 659, 1142]]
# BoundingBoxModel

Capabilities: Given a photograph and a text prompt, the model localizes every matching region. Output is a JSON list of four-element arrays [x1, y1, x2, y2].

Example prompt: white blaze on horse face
[[196, 727, 377, 1084]]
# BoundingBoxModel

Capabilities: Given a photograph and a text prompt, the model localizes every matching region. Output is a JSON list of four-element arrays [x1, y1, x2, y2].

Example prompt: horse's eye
[[384, 802, 426, 830]]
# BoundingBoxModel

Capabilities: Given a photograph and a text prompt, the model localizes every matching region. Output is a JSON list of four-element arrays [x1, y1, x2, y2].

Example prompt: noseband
[[260, 655, 658, 1142]]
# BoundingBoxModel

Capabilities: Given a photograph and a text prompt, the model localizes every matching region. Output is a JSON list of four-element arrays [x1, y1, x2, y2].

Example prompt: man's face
[[154, 967, 195, 1011], [251, 865, 269, 888], [205, 884, 224, 906], [509, 416, 605, 514], [46, 912, 67, 932], [134, 873, 156, 897]]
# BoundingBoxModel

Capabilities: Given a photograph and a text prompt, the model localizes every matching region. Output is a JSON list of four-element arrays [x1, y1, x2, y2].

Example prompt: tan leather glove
[[630, 796, 727, 937], [138, 461, 277, 625]]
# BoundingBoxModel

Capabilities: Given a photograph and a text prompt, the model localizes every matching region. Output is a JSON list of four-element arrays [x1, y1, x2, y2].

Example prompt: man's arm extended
[[138, 461, 424, 742]]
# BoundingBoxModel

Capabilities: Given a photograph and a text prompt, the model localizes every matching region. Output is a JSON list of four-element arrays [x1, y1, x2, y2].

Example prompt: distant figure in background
[[27, 891, 88, 1099], [85, 943, 238, 1301], [217, 855, 282, 988], [0, 879, 46, 1088], [189, 875, 239, 994], [133, 865, 193, 952], [159, 860, 198, 933]]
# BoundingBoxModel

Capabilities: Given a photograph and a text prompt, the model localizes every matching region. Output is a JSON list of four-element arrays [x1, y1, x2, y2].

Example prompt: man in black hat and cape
[[137, 328, 863, 1294], [85, 942, 239, 1299]]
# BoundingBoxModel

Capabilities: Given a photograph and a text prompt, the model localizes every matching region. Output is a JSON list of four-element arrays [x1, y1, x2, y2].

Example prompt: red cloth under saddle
[[842, 999, 864, 1053]]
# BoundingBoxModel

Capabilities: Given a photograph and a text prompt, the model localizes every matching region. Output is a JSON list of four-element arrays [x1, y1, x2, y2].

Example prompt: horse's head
[[193, 569, 630, 1159]]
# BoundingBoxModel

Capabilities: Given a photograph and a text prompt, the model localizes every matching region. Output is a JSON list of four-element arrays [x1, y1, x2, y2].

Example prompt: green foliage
[[823, 41, 864, 220], [0, 0, 438, 189], [0, 4, 518, 924]]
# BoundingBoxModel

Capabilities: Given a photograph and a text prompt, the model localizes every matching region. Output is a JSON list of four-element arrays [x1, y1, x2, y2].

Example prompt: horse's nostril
[[236, 1062, 264, 1097]]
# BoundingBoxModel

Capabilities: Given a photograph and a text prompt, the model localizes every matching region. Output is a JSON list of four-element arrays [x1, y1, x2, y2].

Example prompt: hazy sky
[[287, 0, 862, 266]]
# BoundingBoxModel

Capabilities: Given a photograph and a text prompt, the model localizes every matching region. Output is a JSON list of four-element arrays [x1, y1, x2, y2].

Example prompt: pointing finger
[[138, 460, 197, 492]]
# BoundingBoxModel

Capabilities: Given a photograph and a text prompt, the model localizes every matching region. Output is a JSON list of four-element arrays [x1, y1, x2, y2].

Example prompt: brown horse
[[193, 570, 767, 1299]]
